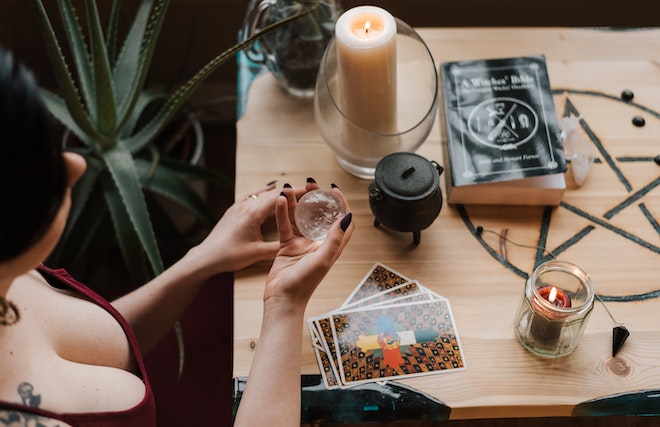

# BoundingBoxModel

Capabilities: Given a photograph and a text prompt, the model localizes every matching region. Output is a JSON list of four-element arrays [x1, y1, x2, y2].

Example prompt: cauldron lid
[[375, 152, 438, 198]]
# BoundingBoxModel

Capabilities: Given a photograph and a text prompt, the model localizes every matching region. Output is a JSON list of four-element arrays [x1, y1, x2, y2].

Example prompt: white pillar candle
[[335, 5, 397, 137]]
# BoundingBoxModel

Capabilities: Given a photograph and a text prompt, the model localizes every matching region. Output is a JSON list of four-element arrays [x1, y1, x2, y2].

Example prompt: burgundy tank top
[[0, 265, 157, 427]]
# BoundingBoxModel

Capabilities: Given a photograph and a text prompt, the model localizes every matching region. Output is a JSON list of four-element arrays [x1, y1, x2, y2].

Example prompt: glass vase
[[241, 0, 341, 97], [314, 18, 438, 179]]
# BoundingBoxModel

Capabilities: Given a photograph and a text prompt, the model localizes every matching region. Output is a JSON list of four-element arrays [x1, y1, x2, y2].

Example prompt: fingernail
[[283, 183, 292, 189], [340, 212, 352, 232], [331, 183, 339, 189], [307, 177, 317, 184], [280, 191, 286, 198], [266, 180, 277, 187]]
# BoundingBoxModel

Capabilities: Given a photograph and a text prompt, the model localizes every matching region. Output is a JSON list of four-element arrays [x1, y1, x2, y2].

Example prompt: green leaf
[[85, 0, 117, 138], [100, 171, 151, 283], [60, 154, 105, 246], [102, 143, 164, 275], [174, 321, 185, 379], [113, 0, 154, 116], [124, 6, 316, 152], [39, 89, 86, 145], [31, 0, 102, 144], [160, 157, 233, 190], [48, 172, 106, 267], [115, 0, 170, 132], [136, 159, 217, 225], [123, 90, 166, 138], [56, 0, 95, 119], [106, 0, 121, 67]]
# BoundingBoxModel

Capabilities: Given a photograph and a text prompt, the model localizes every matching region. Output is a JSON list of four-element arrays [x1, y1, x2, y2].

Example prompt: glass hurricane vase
[[314, 18, 438, 179]]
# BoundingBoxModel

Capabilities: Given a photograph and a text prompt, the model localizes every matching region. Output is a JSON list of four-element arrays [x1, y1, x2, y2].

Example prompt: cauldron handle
[[431, 160, 444, 176]]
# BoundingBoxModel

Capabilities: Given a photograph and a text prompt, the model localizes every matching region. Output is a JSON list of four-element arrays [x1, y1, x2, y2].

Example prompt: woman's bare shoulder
[[0, 409, 73, 427]]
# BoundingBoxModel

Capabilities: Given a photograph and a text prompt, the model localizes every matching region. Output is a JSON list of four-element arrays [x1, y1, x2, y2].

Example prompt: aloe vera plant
[[32, 0, 311, 285]]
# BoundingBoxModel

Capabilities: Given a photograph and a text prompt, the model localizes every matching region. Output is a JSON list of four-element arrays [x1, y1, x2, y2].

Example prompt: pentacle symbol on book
[[467, 97, 539, 150]]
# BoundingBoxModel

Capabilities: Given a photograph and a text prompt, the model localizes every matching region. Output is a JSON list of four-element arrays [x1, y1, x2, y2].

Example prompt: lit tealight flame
[[548, 286, 558, 304], [364, 20, 371, 34]]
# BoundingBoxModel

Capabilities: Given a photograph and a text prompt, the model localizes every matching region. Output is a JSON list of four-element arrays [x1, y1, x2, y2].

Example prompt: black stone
[[654, 155, 660, 166], [621, 89, 634, 101], [613, 325, 630, 357], [632, 116, 645, 127]]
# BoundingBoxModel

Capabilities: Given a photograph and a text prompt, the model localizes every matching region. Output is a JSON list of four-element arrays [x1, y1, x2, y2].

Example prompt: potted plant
[[32, 0, 311, 286], [32, 0, 314, 374]]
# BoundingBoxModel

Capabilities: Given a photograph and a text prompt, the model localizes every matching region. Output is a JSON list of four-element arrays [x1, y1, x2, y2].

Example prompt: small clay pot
[[368, 152, 444, 244]]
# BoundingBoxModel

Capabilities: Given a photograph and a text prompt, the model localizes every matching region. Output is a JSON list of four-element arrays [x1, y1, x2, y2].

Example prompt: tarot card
[[343, 280, 427, 309], [307, 316, 341, 389], [342, 263, 413, 307], [330, 299, 466, 387]]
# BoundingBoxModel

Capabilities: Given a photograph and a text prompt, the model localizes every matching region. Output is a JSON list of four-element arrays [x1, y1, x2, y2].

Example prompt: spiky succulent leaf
[[38, 89, 92, 148], [115, 0, 170, 131], [160, 157, 233, 190], [48, 178, 108, 268], [101, 171, 151, 283], [124, 6, 315, 153], [32, 0, 102, 145], [85, 0, 117, 139], [56, 0, 95, 118], [102, 144, 164, 275], [59, 154, 104, 246], [136, 158, 216, 225], [122, 90, 166, 138], [106, 0, 121, 67], [113, 0, 155, 119]]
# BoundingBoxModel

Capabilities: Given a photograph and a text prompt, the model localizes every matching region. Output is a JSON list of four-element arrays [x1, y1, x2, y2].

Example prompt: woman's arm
[[233, 185, 354, 427], [111, 182, 283, 356]]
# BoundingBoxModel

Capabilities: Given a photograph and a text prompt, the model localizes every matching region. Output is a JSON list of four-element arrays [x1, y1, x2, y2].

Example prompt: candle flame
[[548, 286, 557, 303], [364, 20, 371, 34]]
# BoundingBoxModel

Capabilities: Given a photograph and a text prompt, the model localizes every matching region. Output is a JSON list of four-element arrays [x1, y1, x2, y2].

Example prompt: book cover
[[439, 55, 567, 205]]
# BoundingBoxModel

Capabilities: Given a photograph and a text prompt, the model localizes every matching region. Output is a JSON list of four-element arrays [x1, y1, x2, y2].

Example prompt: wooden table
[[233, 27, 660, 421]]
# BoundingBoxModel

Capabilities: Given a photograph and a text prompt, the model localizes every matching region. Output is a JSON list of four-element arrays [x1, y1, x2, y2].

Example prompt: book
[[439, 55, 567, 206]]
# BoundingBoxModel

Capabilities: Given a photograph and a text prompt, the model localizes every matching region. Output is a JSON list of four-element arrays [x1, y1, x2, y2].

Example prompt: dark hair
[[0, 48, 67, 262]]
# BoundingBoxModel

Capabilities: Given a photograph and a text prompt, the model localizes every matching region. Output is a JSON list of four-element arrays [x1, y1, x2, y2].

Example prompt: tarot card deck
[[307, 263, 466, 389]]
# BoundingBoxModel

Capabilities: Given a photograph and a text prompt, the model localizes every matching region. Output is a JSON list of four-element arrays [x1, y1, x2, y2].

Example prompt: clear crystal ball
[[294, 189, 346, 241]]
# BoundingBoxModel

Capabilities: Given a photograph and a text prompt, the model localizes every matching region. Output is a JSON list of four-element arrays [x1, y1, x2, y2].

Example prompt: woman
[[0, 49, 353, 426]]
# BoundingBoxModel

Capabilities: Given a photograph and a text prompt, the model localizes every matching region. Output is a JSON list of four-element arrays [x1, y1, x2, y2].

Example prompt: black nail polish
[[280, 191, 286, 197], [307, 177, 317, 184], [283, 183, 292, 188], [331, 183, 339, 189], [266, 180, 277, 187], [340, 212, 352, 232]]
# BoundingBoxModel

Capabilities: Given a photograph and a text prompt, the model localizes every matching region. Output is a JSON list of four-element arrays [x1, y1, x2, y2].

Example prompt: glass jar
[[514, 260, 595, 358], [240, 0, 341, 97]]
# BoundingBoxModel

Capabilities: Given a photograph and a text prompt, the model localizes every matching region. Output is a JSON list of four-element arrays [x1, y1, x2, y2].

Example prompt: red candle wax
[[529, 285, 572, 347], [538, 285, 572, 309]]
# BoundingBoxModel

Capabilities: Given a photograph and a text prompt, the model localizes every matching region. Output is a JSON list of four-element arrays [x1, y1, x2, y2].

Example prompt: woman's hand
[[234, 180, 353, 427], [187, 182, 284, 276], [264, 181, 354, 308]]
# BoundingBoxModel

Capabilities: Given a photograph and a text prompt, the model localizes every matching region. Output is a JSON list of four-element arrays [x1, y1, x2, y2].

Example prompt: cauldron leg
[[413, 230, 421, 245], [374, 218, 381, 228]]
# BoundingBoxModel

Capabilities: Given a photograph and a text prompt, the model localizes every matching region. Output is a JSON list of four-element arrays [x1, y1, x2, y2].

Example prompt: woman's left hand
[[264, 181, 353, 308]]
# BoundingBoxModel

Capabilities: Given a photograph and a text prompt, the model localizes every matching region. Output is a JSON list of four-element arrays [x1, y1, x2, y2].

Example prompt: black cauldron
[[368, 152, 444, 244]]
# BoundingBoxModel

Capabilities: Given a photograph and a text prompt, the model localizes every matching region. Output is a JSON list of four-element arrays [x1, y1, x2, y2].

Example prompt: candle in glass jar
[[335, 6, 397, 136], [529, 285, 572, 345]]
